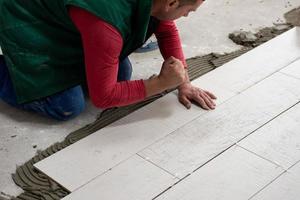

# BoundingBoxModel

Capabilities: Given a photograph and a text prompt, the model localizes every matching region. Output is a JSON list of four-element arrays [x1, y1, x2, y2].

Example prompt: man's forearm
[[143, 77, 167, 98], [155, 20, 187, 68]]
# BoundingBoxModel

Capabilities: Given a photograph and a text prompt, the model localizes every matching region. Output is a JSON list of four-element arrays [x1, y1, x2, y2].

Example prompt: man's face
[[154, 0, 204, 20]]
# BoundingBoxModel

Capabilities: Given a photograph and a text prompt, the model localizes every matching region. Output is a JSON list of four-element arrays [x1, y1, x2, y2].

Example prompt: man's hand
[[144, 56, 186, 98], [158, 56, 187, 89], [178, 82, 217, 110]]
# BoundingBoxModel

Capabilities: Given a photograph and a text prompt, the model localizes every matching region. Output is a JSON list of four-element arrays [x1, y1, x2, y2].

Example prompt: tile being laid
[[155, 146, 283, 200], [62, 155, 178, 200], [189, 27, 300, 94], [238, 103, 300, 170], [139, 72, 300, 178], [280, 58, 300, 80], [250, 161, 300, 200], [176, 76, 237, 106], [34, 88, 234, 192]]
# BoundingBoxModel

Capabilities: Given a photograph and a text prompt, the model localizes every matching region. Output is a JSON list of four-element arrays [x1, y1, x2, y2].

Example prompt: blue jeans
[[0, 55, 132, 121]]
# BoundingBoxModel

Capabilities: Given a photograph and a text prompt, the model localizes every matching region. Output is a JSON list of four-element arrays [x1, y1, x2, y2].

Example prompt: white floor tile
[[250, 162, 300, 200], [62, 155, 177, 200], [192, 28, 300, 93], [238, 103, 300, 170], [156, 146, 283, 200], [280, 58, 300, 80]]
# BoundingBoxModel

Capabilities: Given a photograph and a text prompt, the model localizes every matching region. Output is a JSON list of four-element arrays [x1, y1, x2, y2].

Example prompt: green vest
[[0, 0, 154, 103]]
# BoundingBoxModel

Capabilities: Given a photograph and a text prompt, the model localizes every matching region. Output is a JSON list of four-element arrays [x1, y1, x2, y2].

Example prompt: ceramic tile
[[250, 162, 300, 200], [156, 146, 283, 200], [238, 103, 300, 169], [62, 155, 178, 200], [280, 58, 300, 80], [191, 28, 300, 93]]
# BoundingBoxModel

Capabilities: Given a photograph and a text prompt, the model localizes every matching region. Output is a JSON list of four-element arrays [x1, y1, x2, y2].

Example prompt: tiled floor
[[35, 28, 300, 199], [1, 0, 300, 198]]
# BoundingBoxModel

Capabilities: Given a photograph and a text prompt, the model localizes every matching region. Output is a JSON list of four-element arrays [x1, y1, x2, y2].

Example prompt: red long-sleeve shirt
[[69, 7, 186, 109]]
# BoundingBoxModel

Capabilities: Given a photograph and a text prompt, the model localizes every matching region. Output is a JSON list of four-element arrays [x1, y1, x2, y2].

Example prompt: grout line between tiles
[[152, 143, 238, 200], [235, 101, 300, 145], [67, 156, 134, 193], [151, 171, 193, 200], [248, 160, 300, 200], [153, 145, 299, 200], [151, 179, 182, 200], [279, 71, 300, 81], [191, 144, 239, 174], [247, 171, 287, 200], [236, 144, 285, 170], [137, 92, 239, 155], [136, 154, 179, 179], [286, 159, 300, 171]]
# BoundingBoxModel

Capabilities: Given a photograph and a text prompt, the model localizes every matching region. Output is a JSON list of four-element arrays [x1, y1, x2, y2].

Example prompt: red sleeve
[[155, 21, 187, 68], [69, 7, 146, 109]]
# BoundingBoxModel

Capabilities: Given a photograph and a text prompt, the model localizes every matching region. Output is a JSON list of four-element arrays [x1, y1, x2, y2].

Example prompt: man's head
[[151, 0, 205, 20]]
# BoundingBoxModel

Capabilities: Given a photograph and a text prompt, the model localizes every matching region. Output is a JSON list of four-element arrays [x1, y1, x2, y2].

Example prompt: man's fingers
[[178, 86, 217, 111], [204, 90, 217, 99], [179, 96, 192, 109], [200, 92, 215, 109], [203, 91, 216, 107], [193, 95, 210, 110]]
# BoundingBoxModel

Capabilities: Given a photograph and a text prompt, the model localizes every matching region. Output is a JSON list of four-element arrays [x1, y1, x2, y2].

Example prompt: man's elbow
[[90, 92, 116, 110]]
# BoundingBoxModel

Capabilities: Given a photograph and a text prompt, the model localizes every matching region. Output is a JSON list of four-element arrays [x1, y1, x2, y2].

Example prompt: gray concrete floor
[[1, 0, 300, 198]]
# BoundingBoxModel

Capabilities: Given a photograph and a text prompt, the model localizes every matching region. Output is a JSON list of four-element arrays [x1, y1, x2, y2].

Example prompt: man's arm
[[69, 7, 186, 109], [155, 20, 217, 110], [70, 7, 147, 109], [154, 20, 188, 68]]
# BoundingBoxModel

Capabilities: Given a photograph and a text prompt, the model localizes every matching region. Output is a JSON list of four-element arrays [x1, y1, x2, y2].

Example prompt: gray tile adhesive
[[3, 23, 294, 200]]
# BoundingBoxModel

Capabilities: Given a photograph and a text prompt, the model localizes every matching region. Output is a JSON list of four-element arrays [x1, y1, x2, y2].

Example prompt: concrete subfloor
[[1, 0, 300, 198]]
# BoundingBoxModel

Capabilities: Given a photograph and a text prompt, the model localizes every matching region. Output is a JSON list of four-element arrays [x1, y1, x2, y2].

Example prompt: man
[[0, 0, 217, 121]]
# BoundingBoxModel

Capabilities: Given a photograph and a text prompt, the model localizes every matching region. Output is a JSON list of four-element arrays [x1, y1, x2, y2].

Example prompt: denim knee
[[19, 85, 86, 121], [0, 55, 86, 121], [0, 55, 5, 83], [48, 99, 85, 121], [44, 86, 86, 121], [0, 55, 20, 106]]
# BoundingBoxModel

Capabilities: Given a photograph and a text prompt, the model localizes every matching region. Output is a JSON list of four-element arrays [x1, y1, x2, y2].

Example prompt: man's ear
[[164, 0, 180, 12]]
